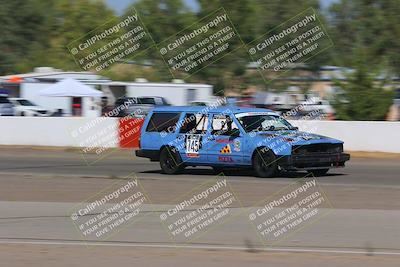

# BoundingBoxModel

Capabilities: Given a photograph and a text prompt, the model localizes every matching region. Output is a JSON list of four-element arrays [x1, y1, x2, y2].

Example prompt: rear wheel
[[307, 169, 329, 176], [159, 147, 184, 174], [252, 148, 278, 178]]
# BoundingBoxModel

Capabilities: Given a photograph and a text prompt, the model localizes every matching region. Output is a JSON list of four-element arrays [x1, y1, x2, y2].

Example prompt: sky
[[105, 0, 338, 15]]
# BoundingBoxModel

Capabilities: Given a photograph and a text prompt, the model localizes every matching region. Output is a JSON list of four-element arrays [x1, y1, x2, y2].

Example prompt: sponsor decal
[[220, 144, 232, 154], [216, 138, 233, 144], [218, 156, 233, 163], [233, 139, 241, 152]]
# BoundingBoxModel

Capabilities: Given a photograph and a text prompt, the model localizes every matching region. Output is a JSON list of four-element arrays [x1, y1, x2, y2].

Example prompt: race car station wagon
[[135, 106, 350, 177]]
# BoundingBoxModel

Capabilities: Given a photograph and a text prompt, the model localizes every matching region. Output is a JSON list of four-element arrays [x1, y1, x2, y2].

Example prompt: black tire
[[159, 147, 184, 174], [252, 148, 278, 178], [20, 112, 25, 116], [307, 168, 329, 176]]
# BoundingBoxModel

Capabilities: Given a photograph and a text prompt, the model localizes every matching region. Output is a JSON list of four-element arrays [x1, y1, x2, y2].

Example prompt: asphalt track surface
[[0, 148, 399, 186], [0, 148, 399, 266]]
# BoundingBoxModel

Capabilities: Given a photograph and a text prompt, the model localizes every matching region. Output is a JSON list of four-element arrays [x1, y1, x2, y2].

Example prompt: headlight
[[332, 144, 343, 153]]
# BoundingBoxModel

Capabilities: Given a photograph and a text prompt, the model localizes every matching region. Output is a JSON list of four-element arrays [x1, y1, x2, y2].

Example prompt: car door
[[176, 112, 209, 164], [206, 114, 245, 165]]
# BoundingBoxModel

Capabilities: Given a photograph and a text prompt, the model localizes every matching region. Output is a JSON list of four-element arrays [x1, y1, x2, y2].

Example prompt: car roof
[[152, 106, 275, 114]]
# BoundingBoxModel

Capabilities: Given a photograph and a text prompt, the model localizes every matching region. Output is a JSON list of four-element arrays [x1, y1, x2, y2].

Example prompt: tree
[[0, 0, 116, 75], [198, 0, 259, 44], [32, 0, 116, 71], [118, 0, 197, 81], [329, 0, 400, 75], [194, 0, 259, 93], [254, 0, 320, 33], [0, 0, 50, 74], [195, 0, 327, 92], [332, 63, 394, 120], [130, 0, 196, 44]]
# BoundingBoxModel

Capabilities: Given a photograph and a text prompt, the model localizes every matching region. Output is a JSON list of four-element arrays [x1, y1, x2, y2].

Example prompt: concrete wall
[[0, 117, 119, 148], [289, 120, 400, 153], [0, 118, 399, 153]]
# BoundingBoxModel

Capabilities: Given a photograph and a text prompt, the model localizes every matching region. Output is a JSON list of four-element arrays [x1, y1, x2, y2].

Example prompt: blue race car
[[135, 106, 350, 177]]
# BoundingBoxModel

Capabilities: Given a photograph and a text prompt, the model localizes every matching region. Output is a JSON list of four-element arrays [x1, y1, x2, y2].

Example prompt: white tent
[[39, 78, 103, 97], [39, 78, 103, 117]]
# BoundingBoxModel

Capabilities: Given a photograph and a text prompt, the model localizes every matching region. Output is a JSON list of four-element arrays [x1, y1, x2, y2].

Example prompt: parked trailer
[[103, 81, 213, 106]]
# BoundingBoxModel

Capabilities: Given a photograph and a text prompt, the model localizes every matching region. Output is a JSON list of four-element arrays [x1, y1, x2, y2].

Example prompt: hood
[[257, 130, 342, 145]]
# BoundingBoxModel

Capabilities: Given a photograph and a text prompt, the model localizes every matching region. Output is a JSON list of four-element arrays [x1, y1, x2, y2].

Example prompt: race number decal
[[185, 135, 202, 157]]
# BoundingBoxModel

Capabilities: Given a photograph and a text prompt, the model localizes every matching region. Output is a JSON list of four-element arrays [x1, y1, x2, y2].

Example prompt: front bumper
[[277, 152, 350, 170]]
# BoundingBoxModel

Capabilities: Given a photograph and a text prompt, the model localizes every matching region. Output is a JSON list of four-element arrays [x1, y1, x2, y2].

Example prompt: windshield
[[16, 99, 35, 106], [235, 113, 296, 132], [137, 98, 156, 105]]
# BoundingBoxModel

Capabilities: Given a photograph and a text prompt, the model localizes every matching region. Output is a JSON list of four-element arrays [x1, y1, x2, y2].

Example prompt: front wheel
[[307, 169, 329, 176], [252, 148, 278, 178], [159, 147, 184, 174]]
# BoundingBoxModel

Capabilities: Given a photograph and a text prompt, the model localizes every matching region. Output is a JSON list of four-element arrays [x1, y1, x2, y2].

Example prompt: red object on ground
[[118, 117, 144, 148]]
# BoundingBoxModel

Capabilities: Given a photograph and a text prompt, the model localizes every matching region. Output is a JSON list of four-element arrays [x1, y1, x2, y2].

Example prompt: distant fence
[[0, 117, 399, 153]]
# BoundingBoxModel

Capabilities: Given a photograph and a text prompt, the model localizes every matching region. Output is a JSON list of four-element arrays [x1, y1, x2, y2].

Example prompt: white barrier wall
[[289, 120, 400, 153], [0, 118, 399, 153], [0, 117, 119, 148]]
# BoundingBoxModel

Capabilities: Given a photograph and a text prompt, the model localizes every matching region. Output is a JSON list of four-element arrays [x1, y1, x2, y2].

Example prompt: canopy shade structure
[[39, 78, 103, 97]]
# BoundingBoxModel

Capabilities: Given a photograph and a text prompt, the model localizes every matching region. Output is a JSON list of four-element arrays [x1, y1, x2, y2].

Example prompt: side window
[[211, 114, 239, 136], [179, 113, 209, 134], [146, 112, 181, 133]]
